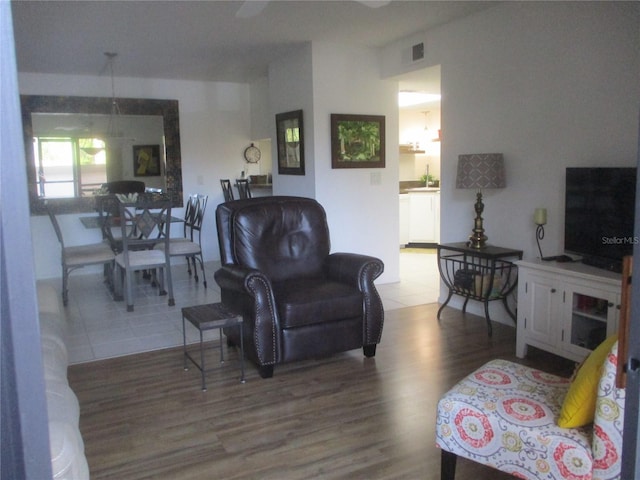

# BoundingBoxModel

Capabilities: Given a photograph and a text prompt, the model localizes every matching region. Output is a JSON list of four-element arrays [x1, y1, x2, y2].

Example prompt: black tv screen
[[565, 167, 637, 272]]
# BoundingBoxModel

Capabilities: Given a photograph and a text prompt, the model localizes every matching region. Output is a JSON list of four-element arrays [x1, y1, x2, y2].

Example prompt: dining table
[[79, 214, 183, 229]]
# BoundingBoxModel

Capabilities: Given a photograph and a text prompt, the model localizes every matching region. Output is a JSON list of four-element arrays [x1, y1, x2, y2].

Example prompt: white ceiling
[[11, 0, 497, 84]]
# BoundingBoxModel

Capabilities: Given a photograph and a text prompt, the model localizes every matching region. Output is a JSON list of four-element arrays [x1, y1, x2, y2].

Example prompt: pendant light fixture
[[103, 52, 135, 142], [80, 120, 105, 156], [105, 52, 124, 140]]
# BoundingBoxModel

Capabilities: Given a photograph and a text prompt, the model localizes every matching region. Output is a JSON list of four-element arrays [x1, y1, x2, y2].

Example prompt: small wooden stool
[[181, 303, 245, 391]]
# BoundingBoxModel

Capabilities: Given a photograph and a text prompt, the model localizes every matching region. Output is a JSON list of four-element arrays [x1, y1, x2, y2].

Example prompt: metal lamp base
[[468, 191, 488, 249], [468, 232, 488, 249]]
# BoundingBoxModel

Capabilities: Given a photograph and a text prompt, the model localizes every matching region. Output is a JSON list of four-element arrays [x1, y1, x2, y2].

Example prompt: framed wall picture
[[276, 109, 305, 175], [133, 145, 161, 177], [331, 114, 385, 169]]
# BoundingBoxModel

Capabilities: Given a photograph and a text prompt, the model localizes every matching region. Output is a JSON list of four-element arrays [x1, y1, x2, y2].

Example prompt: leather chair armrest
[[214, 264, 255, 291], [325, 253, 385, 345], [324, 253, 384, 288], [214, 265, 280, 365]]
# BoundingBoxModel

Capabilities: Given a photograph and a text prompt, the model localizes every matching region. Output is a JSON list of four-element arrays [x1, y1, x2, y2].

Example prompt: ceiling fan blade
[[236, 0, 269, 18], [355, 0, 391, 8]]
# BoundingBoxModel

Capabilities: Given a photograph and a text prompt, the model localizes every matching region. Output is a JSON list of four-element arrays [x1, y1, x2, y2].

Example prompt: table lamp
[[456, 153, 506, 248]]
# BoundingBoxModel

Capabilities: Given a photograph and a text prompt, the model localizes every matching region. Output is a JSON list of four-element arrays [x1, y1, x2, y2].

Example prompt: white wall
[[20, 73, 252, 278], [249, 76, 271, 141], [268, 42, 316, 198], [266, 42, 400, 283], [310, 42, 400, 283], [382, 2, 640, 322]]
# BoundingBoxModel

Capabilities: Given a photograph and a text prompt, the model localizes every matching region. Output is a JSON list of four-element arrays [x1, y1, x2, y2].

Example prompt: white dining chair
[[113, 197, 175, 312], [47, 207, 115, 306], [154, 194, 208, 288]]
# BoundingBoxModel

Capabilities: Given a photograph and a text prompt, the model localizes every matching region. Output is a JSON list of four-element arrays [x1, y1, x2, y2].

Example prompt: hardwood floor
[[68, 304, 575, 480]]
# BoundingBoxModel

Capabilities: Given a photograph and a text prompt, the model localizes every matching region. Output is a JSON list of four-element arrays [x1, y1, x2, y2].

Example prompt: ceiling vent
[[412, 43, 424, 62]]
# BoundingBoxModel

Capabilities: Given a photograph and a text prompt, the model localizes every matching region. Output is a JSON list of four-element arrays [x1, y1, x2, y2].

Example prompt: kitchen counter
[[405, 187, 440, 193], [399, 180, 440, 194]]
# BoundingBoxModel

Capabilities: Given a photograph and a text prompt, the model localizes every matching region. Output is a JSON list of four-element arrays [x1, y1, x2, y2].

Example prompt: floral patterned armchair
[[435, 341, 625, 479]]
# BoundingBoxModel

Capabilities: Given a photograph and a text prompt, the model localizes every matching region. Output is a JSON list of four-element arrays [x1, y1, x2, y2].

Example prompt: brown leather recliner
[[214, 196, 384, 378]]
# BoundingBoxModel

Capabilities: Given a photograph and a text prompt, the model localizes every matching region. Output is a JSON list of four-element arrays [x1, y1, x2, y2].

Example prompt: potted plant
[[420, 174, 439, 187]]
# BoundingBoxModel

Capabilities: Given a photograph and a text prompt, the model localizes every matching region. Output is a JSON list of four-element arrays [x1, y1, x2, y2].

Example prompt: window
[[285, 125, 299, 144], [33, 136, 107, 198]]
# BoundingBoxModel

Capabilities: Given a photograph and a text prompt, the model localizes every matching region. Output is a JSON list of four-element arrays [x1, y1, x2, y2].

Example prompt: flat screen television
[[564, 167, 637, 273]]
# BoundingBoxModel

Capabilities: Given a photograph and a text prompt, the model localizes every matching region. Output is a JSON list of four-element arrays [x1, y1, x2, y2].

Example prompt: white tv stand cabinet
[[516, 259, 622, 363]]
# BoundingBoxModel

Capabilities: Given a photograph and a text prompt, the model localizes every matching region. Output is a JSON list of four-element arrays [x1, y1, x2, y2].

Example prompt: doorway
[[397, 65, 441, 251], [395, 65, 441, 300]]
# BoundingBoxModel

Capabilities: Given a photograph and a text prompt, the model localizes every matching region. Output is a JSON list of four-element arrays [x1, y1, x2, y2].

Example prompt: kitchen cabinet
[[516, 260, 621, 363], [408, 191, 440, 243], [399, 194, 410, 246]]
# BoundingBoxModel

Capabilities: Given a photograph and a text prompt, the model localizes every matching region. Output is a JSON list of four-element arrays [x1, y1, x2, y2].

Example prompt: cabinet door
[[561, 285, 619, 359], [399, 194, 409, 246], [520, 272, 560, 349], [408, 193, 439, 242], [432, 193, 440, 243]]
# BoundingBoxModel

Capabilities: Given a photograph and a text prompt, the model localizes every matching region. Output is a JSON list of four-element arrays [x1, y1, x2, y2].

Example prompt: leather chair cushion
[[273, 278, 363, 329], [232, 200, 330, 282]]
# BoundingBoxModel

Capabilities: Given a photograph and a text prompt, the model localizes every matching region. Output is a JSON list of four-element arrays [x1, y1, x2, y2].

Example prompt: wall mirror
[[21, 95, 183, 214], [276, 109, 305, 175]]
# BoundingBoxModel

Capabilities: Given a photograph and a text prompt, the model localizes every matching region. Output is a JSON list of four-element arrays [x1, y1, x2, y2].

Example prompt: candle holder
[[536, 223, 546, 260], [534, 207, 559, 261], [534, 207, 547, 259]]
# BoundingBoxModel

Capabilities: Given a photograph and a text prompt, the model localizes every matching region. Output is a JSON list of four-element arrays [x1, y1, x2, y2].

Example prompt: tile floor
[[40, 248, 439, 364]]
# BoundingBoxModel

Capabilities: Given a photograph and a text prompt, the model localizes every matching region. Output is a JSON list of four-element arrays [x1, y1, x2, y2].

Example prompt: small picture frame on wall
[[331, 114, 385, 169], [276, 109, 305, 175], [133, 145, 161, 177]]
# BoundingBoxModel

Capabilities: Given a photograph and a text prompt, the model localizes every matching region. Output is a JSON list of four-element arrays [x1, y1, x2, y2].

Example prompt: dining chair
[[155, 194, 208, 287], [235, 179, 252, 199], [113, 197, 175, 312], [220, 179, 234, 201], [47, 206, 115, 306], [95, 195, 123, 253], [95, 194, 151, 298]]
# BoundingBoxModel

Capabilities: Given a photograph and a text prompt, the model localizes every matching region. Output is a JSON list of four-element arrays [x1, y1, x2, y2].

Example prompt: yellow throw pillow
[[557, 334, 618, 428]]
